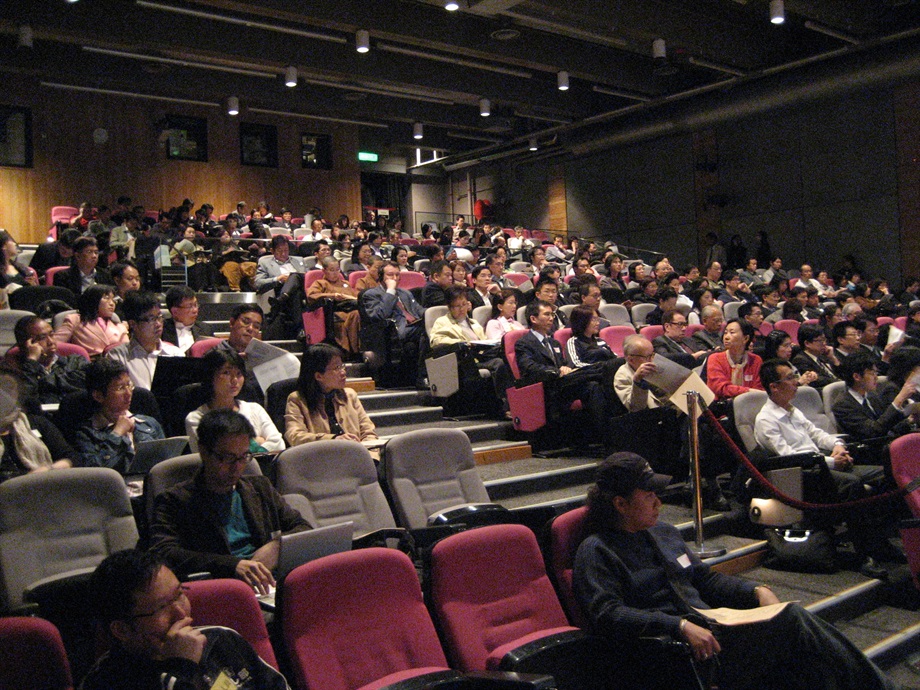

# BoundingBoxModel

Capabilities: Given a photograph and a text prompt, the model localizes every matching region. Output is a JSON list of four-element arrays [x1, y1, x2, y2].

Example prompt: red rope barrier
[[701, 406, 920, 511]]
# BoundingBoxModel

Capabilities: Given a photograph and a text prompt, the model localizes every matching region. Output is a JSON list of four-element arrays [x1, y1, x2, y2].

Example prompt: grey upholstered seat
[[821, 380, 847, 432], [791, 385, 836, 435], [274, 440, 397, 538], [732, 390, 769, 454], [381, 428, 492, 529], [0, 468, 138, 611]]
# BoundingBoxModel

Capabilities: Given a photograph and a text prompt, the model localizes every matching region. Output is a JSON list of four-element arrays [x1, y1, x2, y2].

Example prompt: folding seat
[[8, 285, 77, 312], [398, 271, 427, 290], [188, 337, 224, 357], [265, 376, 298, 435], [274, 439, 399, 538], [348, 270, 367, 289], [630, 303, 655, 326], [504, 272, 532, 288], [790, 384, 835, 434], [185, 578, 279, 670], [43, 265, 69, 287], [638, 324, 663, 340], [5, 341, 89, 369], [547, 506, 589, 627], [598, 303, 631, 327], [428, 524, 607, 690], [553, 327, 573, 351], [821, 380, 847, 431], [890, 433, 920, 591], [773, 319, 801, 341], [599, 325, 635, 357], [381, 428, 505, 529], [0, 309, 35, 352], [471, 305, 492, 329], [0, 617, 73, 690]]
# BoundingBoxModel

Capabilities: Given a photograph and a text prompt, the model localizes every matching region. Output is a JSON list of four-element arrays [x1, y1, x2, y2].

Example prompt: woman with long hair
[[762, 330, 817, 387], [485, 289, 525, 340], [284, 343, 377, 448], [688, 286, 715, 325], [185, 349, 283, 453], [0, 230, 38, 289], [52, 284, 128, 358]]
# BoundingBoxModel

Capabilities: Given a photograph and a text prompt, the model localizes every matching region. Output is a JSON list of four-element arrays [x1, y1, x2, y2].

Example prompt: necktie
[[545, 338, 557, 365], [863, 398, 877, 420], [396, 296, 418, 324]]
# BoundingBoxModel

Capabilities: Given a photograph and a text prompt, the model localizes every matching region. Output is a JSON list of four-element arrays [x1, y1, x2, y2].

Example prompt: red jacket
[[706, 350, 763, 400]]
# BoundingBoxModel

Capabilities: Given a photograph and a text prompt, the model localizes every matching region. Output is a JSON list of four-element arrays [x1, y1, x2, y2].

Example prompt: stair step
[[368, 406, 445, 427], [485, 460, 598, 503], [357, 390, 424, 412], [348, 377, 376, 393], [841, 607, 920, 666], [374, 419, 513, 445], [472, 441, 533, 466]]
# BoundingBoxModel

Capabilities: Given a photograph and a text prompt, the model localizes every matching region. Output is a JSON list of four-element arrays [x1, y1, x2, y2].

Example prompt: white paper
[[888, 325, 905, 346], [669, 372, 716, 419], [247, 339, 301, 392], [693, 601, 796, 627]]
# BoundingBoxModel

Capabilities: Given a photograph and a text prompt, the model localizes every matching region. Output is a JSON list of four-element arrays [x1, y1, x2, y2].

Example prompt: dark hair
[[763, 330, 792, 360], [296, 343, 345, 412], [570, 305, 596, 338], [690, 287, 715, 310], [85, 358, 129, 398], [656, 287, 677, 303], [781, 301, 803, 319], [120, 291, 160, 323], [89, 549, 167, 625], [472, 265, 491, 280], [197, 409, 255, 452], [534, 275, 557, 294], [431, 260, 451, 278], [725, 318, 755, 349], [77, 284, 116, 322], [445, 285, 468, 306], [73, 237, 98, 255], [525, 299, 552, 327], [14, 314, 43, 348], [737, 302, 759, 320], [109, 261, 138, 282], [59, 228, 82, 249], [832, 320, 856, 347], [392, 245, 408, 259], [0, 231, 14, 269], [578, 281, 600, 300], [753, 284, 778, 300], [885, 346, 920, 387], [270, 235, 289, 250], [491, 289, 517, 319], [627, 263, 643, 281], [229, 303, 263, 321], [789, 285, 807, 298], [837, 349, 877, 387], [798, 323, 825, 347], [661, 309, 683, 326], [165, 285, 196, 311], [722, 270, 738, 282], [200, 348, 246, 404], [760, 358, 790, 392]]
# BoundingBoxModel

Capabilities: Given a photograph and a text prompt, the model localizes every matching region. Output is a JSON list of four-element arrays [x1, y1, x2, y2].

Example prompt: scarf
[[0, 387, 52, 471], [727, 351, 748, 387]]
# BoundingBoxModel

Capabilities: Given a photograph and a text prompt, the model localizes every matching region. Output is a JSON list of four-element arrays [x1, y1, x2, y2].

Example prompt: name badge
[[210, 671, 240, 690], [677, 554, 692, 568]]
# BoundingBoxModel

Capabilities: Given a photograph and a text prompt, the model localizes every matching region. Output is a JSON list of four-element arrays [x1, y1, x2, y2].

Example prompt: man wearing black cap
[[573, 452, 898, 690]]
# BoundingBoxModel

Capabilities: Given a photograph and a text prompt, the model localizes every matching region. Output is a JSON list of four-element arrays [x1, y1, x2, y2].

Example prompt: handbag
[[764, 527, 837, 573]]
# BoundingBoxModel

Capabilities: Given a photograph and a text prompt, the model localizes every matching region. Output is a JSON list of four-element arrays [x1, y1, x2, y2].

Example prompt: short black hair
[[431, 260, 451, 277], [121, 291, 160, 323], [59, 229, 82, 249], [657, 287, 677, 303], [73, 237, 98, 254], [200, 348, 246, 403], [14, 314, 43, 348], [165, 285, 196, 311], [197, 409, 255, 452], [798, 323, 825, 347], [85, 358, 129, 398], [109, 261, 138, 281], [89, 549, 167, 625], [837, 349, 877, 387], [760, 358, 791, 392], [270, 235, 289, 250], [722, 270, 738, 282], [832, 320, 856, 347], [230, 303, 263, 321], [471, 265, 491, 280], [534, 275, 557, 294], [525, 299, 552, 327], [77, 284, 116, 322], [738, 302, 759, 320]]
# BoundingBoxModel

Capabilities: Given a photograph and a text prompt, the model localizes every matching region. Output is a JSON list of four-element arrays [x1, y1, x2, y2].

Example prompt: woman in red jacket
[[706, 318, 763, 400]]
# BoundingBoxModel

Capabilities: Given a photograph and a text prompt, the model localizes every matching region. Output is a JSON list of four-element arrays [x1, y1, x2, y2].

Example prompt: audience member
[[485, 289, 524, 340], [151, 409, 309, 588], [11, 314, 88, 405], [307, 257, 361, 357], [53, 284, 129, 358], [832, 320, 862, 365], [706, 319, 763, 400], [762, 330, 817, 387], [110, 261, 142, 304], [161, 286, 214, 353], [791, 323, 841, 391], [0, 230, 37, 289], [74, 359, 164, 471], [565, 305, 615, 368], [421, 260, 454, 308], [29, 228, 79, 280], [877, 347, 920, 408], [691, 305, 724, 352], [107, 291, 183, 390], [216, 304, 266, 404], [186, 349, 283, 453], [53, 236, 113, 295], [83, 549, 291, 689], [652, 310, 706, 367], [469, 265, 499, 310]]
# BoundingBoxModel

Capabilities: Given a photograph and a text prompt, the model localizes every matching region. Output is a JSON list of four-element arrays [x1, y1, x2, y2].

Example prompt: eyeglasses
[[127, 585, 190, 620], [668, 322, 687, 328], [236, 316, 262, 329], [210, 450, 254, 466], [137, 314, 165, 324], [627, 353, 654, 361], [111, 381, 135, 394], [324, 363, 347, 373]]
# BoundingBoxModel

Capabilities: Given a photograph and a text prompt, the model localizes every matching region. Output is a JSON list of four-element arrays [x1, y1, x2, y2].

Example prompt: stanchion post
[[687, 390, 726, 559]]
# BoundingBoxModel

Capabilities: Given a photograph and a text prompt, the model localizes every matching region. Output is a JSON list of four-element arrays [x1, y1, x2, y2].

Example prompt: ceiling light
[[226, 96, 239, 116], [284, 66, 297, 87], [356, 29, 370, 53], [652, 38, 666, 59], [18, 25, 33, 49], [445, 0, 459, 10], [557, 71, 569, 91], [413, 122, 424, 140], [479, 98, 490, 117], [529, 138, 538, 151], [770, 0, 785, 24]]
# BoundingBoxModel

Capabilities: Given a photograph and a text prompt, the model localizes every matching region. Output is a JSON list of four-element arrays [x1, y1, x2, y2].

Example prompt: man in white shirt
[[162, 286, 215, 353], [107, 291, 183, 390]]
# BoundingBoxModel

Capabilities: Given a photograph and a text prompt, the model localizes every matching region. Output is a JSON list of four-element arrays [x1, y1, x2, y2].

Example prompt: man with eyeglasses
[[162, 286, 214, 353], [653, 310, 707, 368], [12, 314, 89, 405], [216, 304, 266, 404], [82, 548, 291, 690], [53, 236, 114, 295], [107, 291, 183, 390], [151, 409, 309, 593]]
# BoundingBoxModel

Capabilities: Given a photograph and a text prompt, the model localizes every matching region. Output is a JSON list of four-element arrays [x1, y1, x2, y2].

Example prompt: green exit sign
[[358, 151, 379, 162]]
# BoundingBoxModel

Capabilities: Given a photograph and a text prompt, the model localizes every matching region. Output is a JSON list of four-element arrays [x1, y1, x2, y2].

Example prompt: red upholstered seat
[[398, 271, 427, 290], [282, 548, 456, 690], [348, 270, 368, 289], [303, 269, 324, 290], [188, 337, 224, 357], [773, 319, 801, 340], [548, 506, 589, 627], [639, 325, 663, 340], [0, 617, 73, 690], [504, 272, 532, 287], [5, 341, 90, 364], [185, 578, 279, 670], [891, 433, 920, 591], [599, 325, 635, 357], [428, 523, 580, 675], [43, 265, 69, 286], [553, 327, 572, 352]]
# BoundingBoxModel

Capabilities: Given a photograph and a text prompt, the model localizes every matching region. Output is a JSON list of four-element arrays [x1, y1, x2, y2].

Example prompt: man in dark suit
[[161, 286, 215, 353], [420, 260, 454, 308], [791, 323, 841, 392], [52, 236, 113, 295], [653, 310, 707, 369], [29, 228, 80, 282], [690, 305, 724, 352], [514, 299, 608, 436], [832, 350, 916, 443]]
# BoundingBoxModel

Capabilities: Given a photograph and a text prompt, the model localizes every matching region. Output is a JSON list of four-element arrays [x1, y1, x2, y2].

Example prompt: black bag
[[764, 527, 837, 573]]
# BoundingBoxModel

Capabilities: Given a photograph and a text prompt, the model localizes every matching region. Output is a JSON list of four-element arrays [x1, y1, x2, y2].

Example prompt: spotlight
[[18, 25, 33, 49], [557, 71, 569, 91], [356, 29, 370, 53], [284, 66, 297, 87], [226, 96, 239, 116], [529, 138, 538, 151], [479, 98, 490, 117], [413, 122, 423, 140], [770, 0, 785, 24], [445, 0, 459, 10]]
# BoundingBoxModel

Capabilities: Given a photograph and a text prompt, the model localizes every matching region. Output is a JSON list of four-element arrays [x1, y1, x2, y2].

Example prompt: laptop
[[128, 436, 190, 476], [256, 521, 354, 610]]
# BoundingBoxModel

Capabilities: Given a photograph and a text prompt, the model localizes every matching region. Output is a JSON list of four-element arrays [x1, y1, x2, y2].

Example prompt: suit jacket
[[29, 242, 70, 279], [254, 254, 308, 289], [52, 264, 113, 295], [790, 352, 839, 391], [514, 330, 563, 382], [653, 335, 697, 356], [421, 282, 449, 308], [468, 289, 493, 311], [691, 329, 722, 351], [831, 389, 910, 441], [161, 318, 215, 348], [361, 286, 425, 338]]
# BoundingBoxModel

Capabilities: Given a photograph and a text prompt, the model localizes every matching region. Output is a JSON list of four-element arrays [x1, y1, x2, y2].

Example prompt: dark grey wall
[[507, 86, 902, 284]]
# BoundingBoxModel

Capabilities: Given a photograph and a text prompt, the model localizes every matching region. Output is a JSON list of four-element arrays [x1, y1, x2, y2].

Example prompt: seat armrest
[[428, 503, 510, 528], [23, 566, 97, 604], [352, 527, 411, 551], [496, 628, 586, 670], [899, 517, 920, 529], [462, 671, 557, 689]]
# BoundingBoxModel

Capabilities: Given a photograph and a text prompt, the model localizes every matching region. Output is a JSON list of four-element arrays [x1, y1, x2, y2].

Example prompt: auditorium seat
[[639, 324, 663, 341], [547, 506, 589, 627], [599, 325, 635, 357], [274, 439, 399, 538], [8, 285, 77, 313], [630, 303, 655, 325], [890, 433, 920, 591], [773, 319, 801, 341], [0, 617, 73, 690], [188, 337, 224, 357], [429, 524, 604, 690], [381, 428, 504, 529], [504, 272, 532, 288], [281, 548, 465, 690], [598, 303, 631, 326], [398, 271, 427, 290], [5, 341, 90, 366], [347, 270, 367, 289], [185, 578, 280, 670], [43, 265, 69, 287]]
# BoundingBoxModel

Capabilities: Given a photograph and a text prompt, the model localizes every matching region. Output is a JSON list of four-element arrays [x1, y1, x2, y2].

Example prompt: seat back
[[425, 305, 448, 335], [188, 337, 224, 358], [503, 328, 530, 380], [399, 271, 427, 290], [791, 384, 836, 434], [0, 310, 36, 349], [265, 377, 298, 434], [821, 380, 847, 430], [639, 325, 663, 341], [0, 469, 138, 611], [722, 301, 741, 321], [554, 327, 573, 352], [429, 524, 572, 672], [0, 617, 73, 690], [282, 548, 448, 690], [347, 270, 367, 289], [8, 285, 77, 313], [773, 319, 801, 341], [382, 428, 490, 529], [186, 579, 279, 670], [303, 269, 324, 290], [598, 325, 635, 357], [51, 206, 78, 224], [43, 266, 69, 286], [891, 433, 920, 518], [504, 272, 531, 287], [275, 440, 397, 537], [471, 305, 492, 329], [5, 341, 90, 365], [548, 506, 589, 627], [630, 303, 655, 325], [732, 390, 770, 453], [598, 303, 631, 326]]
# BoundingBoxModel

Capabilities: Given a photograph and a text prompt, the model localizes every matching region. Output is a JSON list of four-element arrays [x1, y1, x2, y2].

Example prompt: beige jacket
[[284, 388, 377, 445]]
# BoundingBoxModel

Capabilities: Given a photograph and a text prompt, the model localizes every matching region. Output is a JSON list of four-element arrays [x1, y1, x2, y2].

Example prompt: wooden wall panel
[[895, 82, 920, 281], [0, 76, 361, 243]]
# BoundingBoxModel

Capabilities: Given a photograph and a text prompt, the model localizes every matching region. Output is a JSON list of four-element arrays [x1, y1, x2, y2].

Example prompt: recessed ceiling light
[[490, 28, 520, 41]]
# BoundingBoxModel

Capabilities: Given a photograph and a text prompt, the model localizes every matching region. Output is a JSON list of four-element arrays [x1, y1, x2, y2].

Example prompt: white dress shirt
[[754, 398, 844, 466]]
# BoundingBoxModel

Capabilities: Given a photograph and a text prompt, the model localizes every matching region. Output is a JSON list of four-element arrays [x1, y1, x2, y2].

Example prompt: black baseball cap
[[595, 452, 671, 497]]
